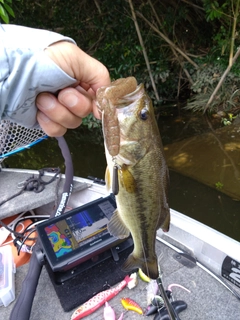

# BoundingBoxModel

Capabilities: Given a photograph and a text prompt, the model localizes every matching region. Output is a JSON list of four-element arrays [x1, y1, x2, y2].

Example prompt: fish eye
[[140, 107, 148, 121]]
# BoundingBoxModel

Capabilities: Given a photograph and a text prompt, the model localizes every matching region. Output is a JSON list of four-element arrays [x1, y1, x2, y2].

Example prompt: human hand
[[36, 41, 110, 136]]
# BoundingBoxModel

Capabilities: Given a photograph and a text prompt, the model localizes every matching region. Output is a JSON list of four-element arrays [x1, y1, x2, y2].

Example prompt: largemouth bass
[[96, 77, 170, 279]]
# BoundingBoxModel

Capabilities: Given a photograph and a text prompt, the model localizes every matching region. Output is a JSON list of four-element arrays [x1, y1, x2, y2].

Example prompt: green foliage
[[67, 122, 103, 145], [215, 181, 224, 189], [0, 0, 15, 23], [9, 0, 240, 121], [10, 0, 208, 105], [202, 0, 240, 55], [81, 114, 101, 131], [190, 62, 240, 94], [185, 81, 240, 114], [221, 112, 237, 125], [204, 0, 227, 21]]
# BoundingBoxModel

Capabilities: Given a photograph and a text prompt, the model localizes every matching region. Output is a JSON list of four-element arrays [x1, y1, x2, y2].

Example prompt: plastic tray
[[0, 245, 16, 307]]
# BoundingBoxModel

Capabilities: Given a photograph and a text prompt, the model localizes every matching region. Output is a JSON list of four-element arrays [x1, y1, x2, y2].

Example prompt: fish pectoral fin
[[107, 209, 130, 239], [119, 165, 136, 193], [105, 166, 111, 192]]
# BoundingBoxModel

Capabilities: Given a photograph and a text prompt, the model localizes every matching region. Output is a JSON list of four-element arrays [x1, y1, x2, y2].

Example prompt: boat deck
[[0, 168, 89, 219], [2, 238, 240, 319], [1, 168, 240, 319]]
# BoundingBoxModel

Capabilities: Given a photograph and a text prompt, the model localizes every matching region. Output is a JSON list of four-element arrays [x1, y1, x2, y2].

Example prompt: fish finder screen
[[44, 200, 116, 258]]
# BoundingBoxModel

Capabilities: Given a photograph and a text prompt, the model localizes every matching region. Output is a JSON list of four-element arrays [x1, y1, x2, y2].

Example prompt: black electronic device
[[36, 194, 125, 273]]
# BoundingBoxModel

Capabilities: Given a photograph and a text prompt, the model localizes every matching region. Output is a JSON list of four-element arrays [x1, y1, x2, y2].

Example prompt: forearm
[[0, 24, 77, 127]]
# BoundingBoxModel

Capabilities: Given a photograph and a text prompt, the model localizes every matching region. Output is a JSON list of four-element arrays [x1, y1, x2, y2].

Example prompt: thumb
[[45, 41, 110, 93]]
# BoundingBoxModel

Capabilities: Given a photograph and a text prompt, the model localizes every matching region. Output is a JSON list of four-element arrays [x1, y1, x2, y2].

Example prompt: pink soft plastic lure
[[71, 276, 131, 320], [104, 302, 124, 320], [104, 302, 116, 320]]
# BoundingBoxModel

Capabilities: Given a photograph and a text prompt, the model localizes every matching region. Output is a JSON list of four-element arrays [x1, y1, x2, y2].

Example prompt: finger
[[37, 111, 67, 137], [36, 93, 82, 128], [58, 86, 94, 118], [92, 100, 101, 120], [75, 50, 110, 92]]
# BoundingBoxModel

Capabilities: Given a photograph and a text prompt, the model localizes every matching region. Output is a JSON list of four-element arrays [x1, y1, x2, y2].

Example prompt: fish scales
[[97, 77, 170, 279]]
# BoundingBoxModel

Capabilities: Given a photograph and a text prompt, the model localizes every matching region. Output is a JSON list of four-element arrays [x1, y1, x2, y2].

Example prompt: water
[[169, 170, 240, 242], [159, 111, 240, 242], [4, 113, 240, 242]]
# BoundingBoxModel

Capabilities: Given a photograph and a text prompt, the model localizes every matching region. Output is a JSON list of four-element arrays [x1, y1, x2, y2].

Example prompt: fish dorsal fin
[[119, 165, 136, 193], [108, 209, 130, 239], [105, 166, 111, 192]]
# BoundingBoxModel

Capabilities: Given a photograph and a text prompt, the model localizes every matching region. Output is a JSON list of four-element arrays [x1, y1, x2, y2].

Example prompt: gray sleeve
[[0, 24, 77, 128]]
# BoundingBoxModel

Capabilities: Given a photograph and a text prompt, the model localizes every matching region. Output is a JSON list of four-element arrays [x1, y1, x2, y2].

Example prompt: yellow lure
[[121, 297, 143, 315]]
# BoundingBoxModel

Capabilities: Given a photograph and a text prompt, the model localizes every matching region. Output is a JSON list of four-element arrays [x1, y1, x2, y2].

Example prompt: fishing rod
[[9, 136, 74, 320], [156, 236, 240, 301], [156, 272, 182, 320], [155, 251, 182, 320]]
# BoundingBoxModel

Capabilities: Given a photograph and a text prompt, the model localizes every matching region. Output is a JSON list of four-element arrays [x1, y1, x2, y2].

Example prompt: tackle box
[[0, 245, 16, 307]]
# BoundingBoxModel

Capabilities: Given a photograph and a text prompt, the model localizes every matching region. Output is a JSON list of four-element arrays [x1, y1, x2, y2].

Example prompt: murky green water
[[4, 113, 240, 242]]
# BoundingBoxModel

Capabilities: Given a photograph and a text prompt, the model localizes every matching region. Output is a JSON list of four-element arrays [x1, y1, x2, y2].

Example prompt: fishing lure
[[118, 313, 124, 320], [104, 302, 124, 320], [146, 279, 159, 305], [121, 297, 143, 315], [104, 302, 116, 320], [127, 272, 138, 289], [71, 276, 131, 320], [138, 268, 151, 283], [168, 283, 191, 293]]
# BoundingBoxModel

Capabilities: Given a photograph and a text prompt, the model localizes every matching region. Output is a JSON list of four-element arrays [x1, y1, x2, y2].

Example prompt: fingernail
[[60, 93, 79, 108], [37, 94, 55, 110]]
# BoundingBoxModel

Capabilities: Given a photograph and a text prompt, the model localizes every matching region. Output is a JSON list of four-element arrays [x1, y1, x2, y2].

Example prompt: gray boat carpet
[[2, 239, 240, 319], [0, 169, 88, 219], [45, 239, 134, 312]]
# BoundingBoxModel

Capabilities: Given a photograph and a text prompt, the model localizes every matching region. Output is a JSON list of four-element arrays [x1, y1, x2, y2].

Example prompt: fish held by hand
[[97, 77, 170, 280]]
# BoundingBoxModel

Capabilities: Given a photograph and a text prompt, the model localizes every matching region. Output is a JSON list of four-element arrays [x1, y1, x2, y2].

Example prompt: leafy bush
[[7, 0, 240, 118], [0, 0, 15, 23]]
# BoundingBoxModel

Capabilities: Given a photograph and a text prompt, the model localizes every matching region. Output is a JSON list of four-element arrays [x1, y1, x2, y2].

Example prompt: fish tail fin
[[122, 253, 159, 280]]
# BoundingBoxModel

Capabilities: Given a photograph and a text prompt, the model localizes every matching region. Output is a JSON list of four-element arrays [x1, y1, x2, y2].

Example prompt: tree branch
[[94, 0, 101, 14], [136, 11, 199, 69], [148, 0, 193, 85], [203, 46, 240, 113], [229, 0, 240, 66], [128, 0, 160, 101]]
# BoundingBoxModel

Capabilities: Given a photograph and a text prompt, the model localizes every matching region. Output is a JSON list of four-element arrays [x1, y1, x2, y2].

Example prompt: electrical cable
[[10, 215, 49, 253], [10, 136, 74, 320], [17, 228, 37, 255]]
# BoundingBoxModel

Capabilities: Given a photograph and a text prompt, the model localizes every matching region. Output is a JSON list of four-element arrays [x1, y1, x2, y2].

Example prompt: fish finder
[[36, 194, 125, 273]]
